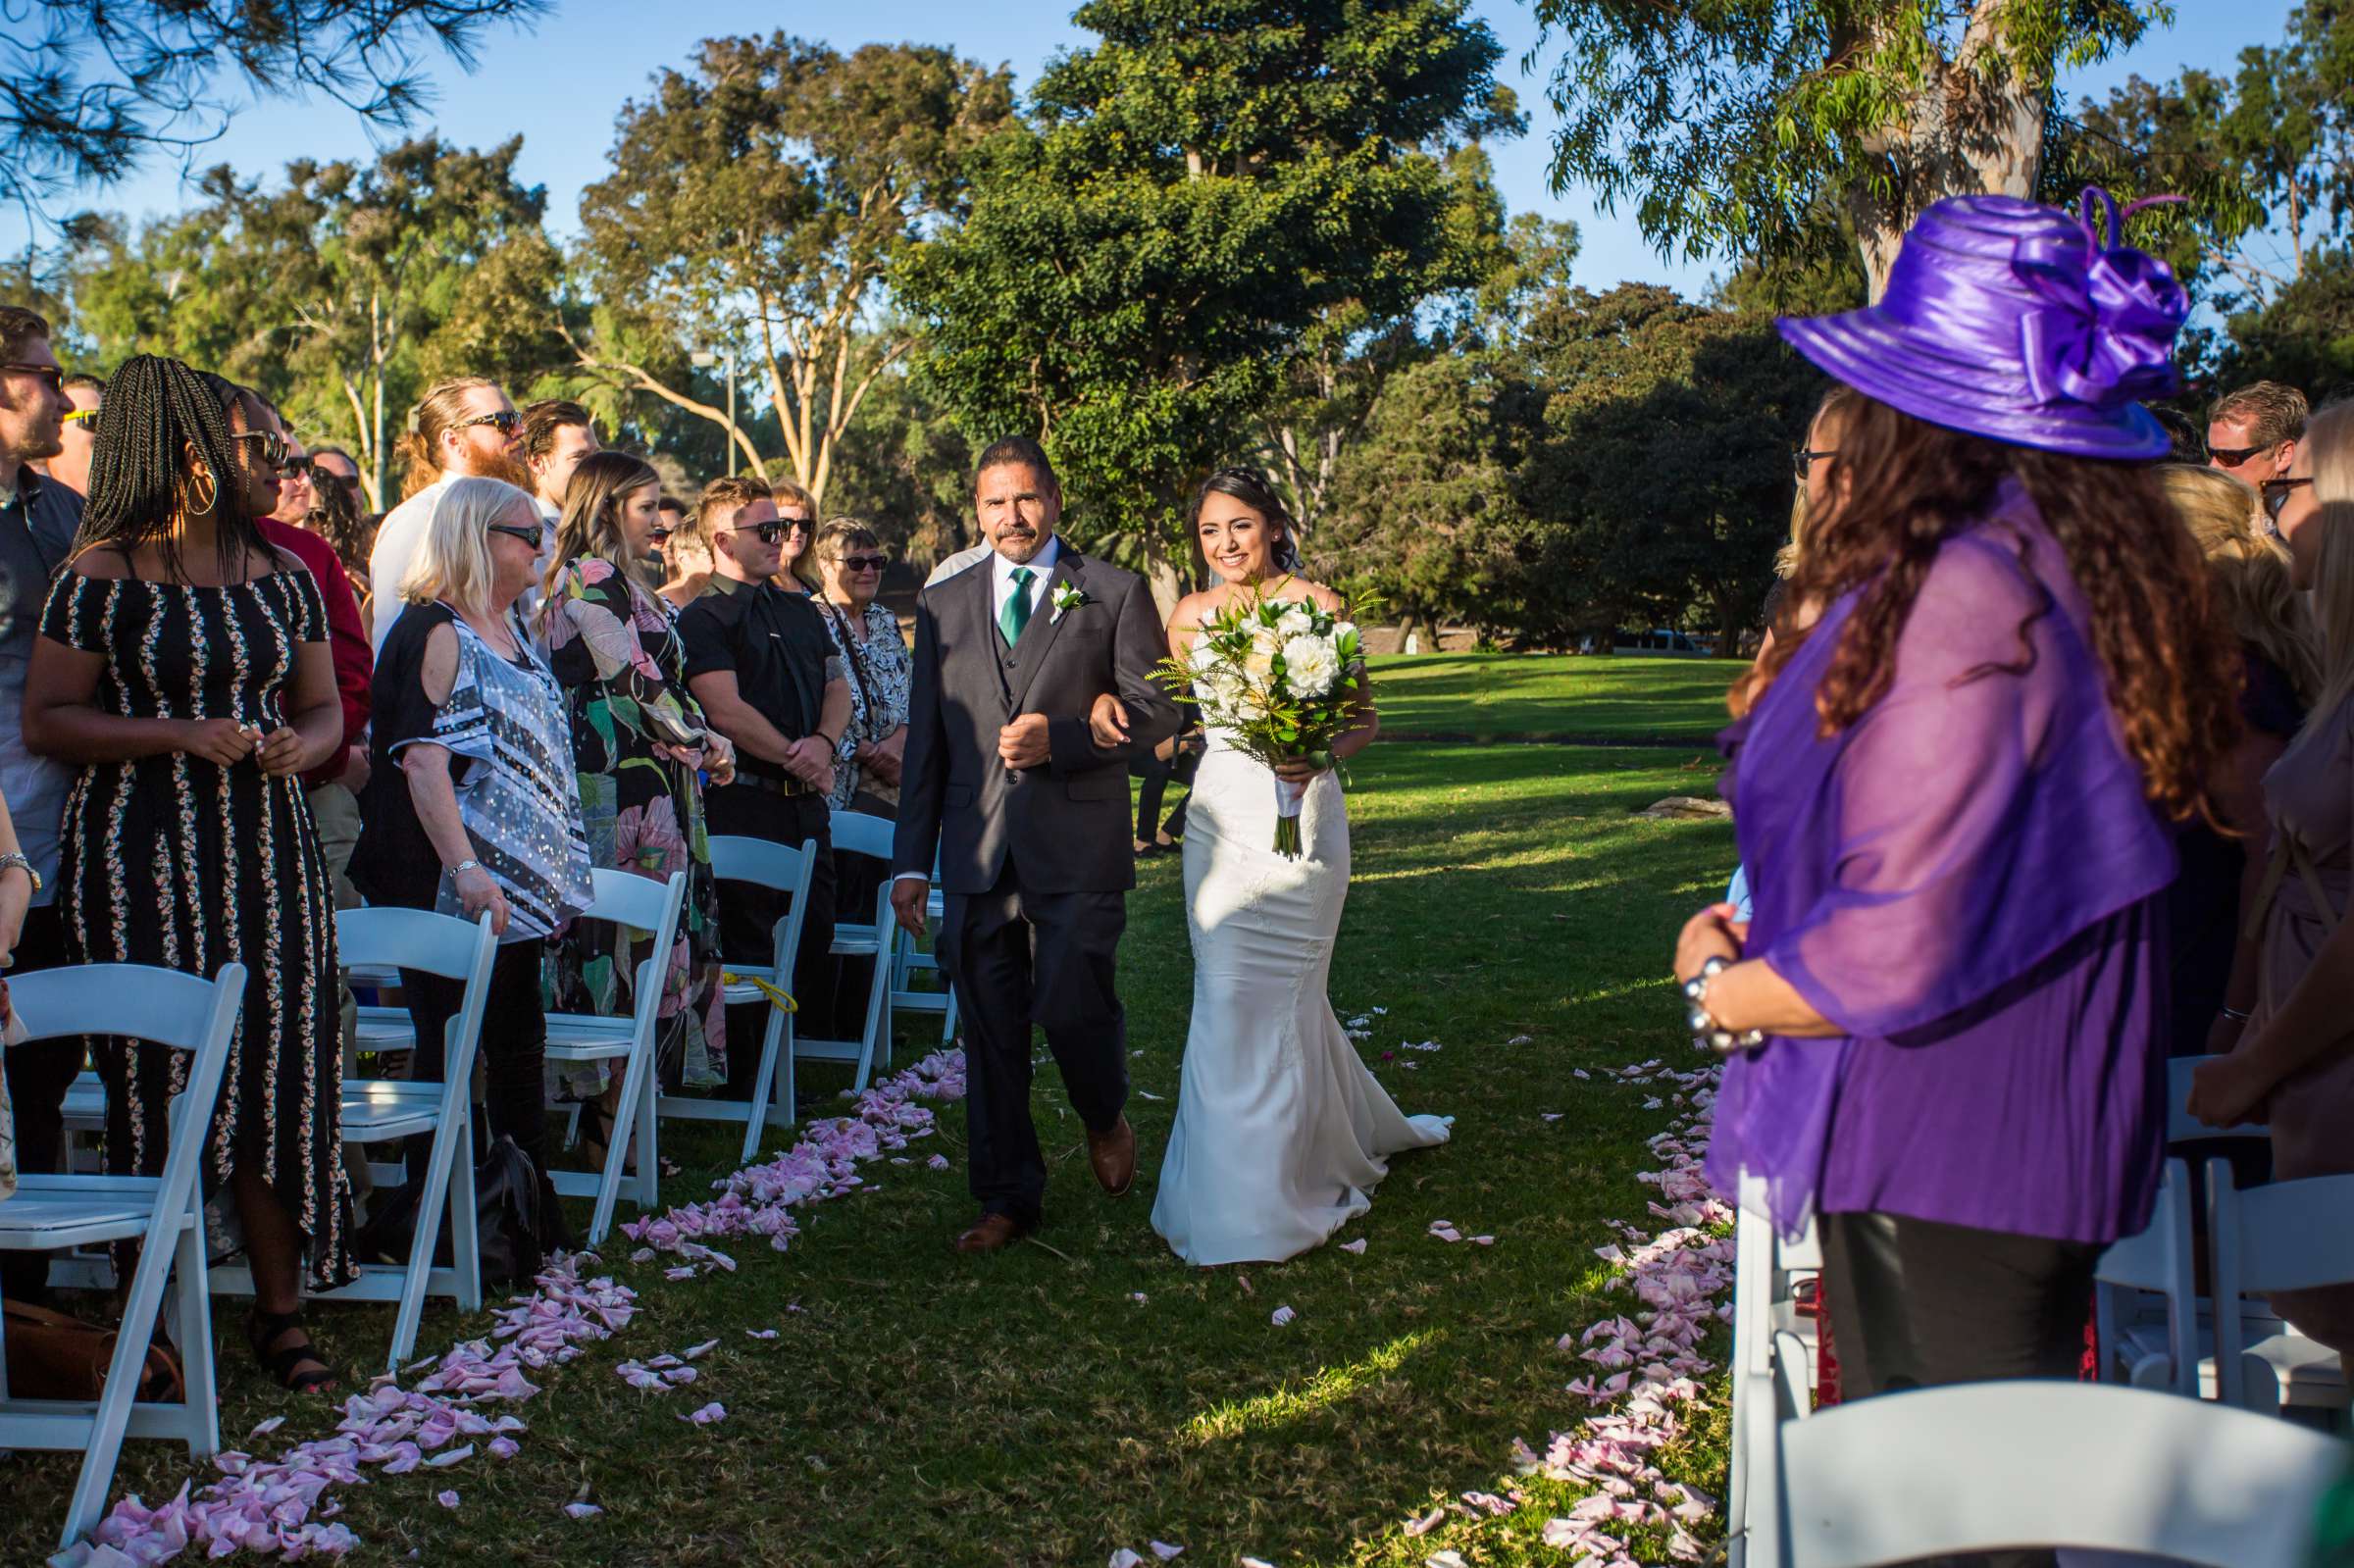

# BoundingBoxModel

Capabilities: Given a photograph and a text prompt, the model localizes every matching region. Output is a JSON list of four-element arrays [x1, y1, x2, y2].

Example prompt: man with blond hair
[[369, 376, 526, 652], [677, 474, 851, 1105], [2207, 380, 2307, 492]]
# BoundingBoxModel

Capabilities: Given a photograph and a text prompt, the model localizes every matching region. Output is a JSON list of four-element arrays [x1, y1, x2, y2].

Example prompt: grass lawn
[[5, 672, 1742, 1568], [1367, 655, 1738, 746]]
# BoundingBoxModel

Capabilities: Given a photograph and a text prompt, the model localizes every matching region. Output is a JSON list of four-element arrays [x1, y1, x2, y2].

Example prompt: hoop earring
[[183, 466, 218, 517]]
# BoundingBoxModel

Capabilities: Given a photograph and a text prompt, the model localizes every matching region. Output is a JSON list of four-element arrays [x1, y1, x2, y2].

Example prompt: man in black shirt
[[677, 475, 852, 1102]]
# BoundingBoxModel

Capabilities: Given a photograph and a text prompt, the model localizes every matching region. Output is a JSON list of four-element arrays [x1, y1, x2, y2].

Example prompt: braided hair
[[77, 354, 272, 585], [1191, 466, 1302, 574]]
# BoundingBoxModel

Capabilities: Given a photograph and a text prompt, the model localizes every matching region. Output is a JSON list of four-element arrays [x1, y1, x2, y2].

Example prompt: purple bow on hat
[[2010, 188, 2189, 411]]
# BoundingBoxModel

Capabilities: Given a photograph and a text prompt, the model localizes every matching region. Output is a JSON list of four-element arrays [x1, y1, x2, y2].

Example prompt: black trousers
[[937, 857, 1127, 1227], [704, 785, 835, 1098], [1819, 1210, 2105, 1568], [399, 937, 551, 1181], [2, 905, 77, 1300]]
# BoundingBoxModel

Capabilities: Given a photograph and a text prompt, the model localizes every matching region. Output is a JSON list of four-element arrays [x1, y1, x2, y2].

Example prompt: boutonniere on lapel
[[1049, 581, 1092, 625]]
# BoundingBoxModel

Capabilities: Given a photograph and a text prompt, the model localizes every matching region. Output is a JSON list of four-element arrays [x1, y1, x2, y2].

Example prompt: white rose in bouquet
[[1244, 626, 1281, 681], [1276, 604, 1314, 638], [1281, 633, 1341, 696]]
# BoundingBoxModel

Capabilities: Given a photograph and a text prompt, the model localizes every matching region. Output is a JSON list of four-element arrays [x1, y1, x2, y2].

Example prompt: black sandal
[[577, 1099, 680, 1180], [246, 1307, 336, 1393]]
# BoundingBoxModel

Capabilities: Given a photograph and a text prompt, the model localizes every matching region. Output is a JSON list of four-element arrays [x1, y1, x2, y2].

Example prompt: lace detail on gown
[[1150, 726, 1451, 1265]]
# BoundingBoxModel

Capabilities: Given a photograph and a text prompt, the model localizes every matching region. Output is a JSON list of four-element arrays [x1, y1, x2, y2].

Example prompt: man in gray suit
[[890, 437, 1180, 1253]]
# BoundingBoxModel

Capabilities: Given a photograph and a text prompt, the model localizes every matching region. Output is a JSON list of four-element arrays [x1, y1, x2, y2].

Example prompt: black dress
[[41, 566, 355, 1291]]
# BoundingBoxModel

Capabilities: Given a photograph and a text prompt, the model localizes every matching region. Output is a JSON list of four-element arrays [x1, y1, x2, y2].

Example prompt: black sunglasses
[[725, 520, 790, 544], [2262, 477, 2313, 518], [230, 429, 290, 468], [1792, 447, 1836, 481], [0, 363, 62, 393], [486, 522, 541, 547], [456, 409, 522, 436], [778, 515, 813, 533], [837, 553, 889, 572], [2208, 443, 2268, 467]]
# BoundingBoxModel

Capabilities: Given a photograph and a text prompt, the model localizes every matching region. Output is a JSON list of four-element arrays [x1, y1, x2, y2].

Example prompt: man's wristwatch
[[1684, 956, 1766, 1055], [0, 851, 40, 893]]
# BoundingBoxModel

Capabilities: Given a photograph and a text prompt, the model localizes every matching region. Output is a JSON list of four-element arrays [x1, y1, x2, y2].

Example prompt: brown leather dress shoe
[[1087, 1116, 1137, 1197], [951, 1212, 1031, 1254]]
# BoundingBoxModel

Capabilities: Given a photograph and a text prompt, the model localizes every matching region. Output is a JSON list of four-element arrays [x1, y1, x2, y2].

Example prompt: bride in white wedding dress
[[1099, 468, 1450, 1267]]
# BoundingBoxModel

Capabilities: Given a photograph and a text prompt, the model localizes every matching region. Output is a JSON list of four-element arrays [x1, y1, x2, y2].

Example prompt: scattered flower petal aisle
[[53, 1048, 967, 1567]]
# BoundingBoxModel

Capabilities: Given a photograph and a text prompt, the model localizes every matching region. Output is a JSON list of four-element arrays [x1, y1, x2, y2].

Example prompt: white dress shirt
[[367, 479, 449, 655]]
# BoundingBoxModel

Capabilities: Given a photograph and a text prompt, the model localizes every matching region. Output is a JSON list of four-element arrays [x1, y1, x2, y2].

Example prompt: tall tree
[[1529, 0, 2168, 299], [570, 35, 1013, 503], [1516, 283, 1820, 649], [5, 0, 540, 211], [68, 137, 562, 507], [900, 0, 1521, 609]]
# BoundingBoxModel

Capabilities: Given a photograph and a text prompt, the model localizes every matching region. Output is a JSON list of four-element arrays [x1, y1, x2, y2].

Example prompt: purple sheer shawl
[[1708, 483, 2177, 1237]]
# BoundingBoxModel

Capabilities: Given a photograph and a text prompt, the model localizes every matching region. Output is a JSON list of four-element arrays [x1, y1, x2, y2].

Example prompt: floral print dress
[[815, 597, 913, 811], [542, 558, 726, 1090]]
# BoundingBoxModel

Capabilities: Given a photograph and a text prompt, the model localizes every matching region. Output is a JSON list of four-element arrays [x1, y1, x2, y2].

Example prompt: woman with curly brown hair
[[1684, 190, 2239, 1426]]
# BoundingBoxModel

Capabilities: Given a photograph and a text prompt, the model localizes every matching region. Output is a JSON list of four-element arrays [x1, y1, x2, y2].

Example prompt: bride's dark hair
[[1192, 466, 1301, 573]]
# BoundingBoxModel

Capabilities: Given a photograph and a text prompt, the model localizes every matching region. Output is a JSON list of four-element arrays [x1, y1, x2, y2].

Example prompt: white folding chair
[[2092, 1156, 2200, 1396], [0, 962, 243, 1551], [886, 850, 959, 1066], [293, 908, 494, 1372], [1743, 1368, 2344, 1568], [788, 809, 896, 1092], [673, 835, 817, 1162], [1729, 1181, 1823, 1568], [2207, 1161, 2354, 1418], [544, 868, 688, 1245]]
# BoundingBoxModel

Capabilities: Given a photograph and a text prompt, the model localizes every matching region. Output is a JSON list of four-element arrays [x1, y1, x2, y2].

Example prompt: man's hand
[[1087, 692, 1131, 748], [784, 734, 832, 790], [997, 713, 1050, 771], [890, 877, 930, 938]]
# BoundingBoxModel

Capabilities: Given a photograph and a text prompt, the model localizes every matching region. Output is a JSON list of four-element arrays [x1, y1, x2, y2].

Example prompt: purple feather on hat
[[1777, 187, 2190, 460]]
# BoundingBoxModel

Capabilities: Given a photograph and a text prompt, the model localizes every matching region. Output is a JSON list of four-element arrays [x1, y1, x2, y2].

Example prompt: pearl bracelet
[[1683, 955, 1766, 1055]]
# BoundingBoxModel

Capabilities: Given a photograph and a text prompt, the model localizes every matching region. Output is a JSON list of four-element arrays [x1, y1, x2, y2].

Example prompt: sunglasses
[[61, 407, 99, 428], [1792, 447, 1836, 481], [230, 429, 291, 468], [486, 523, 542, 547], [725, 520, 790, 544], [456, 410, 522, 436], [2208, 443, 2268, 467], [0, 363, 62, 393], [778, 515, 813, 533], [836, 553, 889, 573], [2262, 477, 2313, 518]]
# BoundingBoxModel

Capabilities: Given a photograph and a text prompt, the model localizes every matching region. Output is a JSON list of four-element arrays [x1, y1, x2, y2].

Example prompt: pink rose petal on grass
[[745, 1329, 781, 1340], [1403, 1506, 1446, 1537], [247, 1416, 284, 1440], [680, 1338, 720, 1360], [564, 1501, 603, 1520], [927, 1153, 949, 1170], [488, 1437, 520, 1460], [1270, 1305, 1297, 1327], [1110, 1552, 1146, 1568], [426, 1443, 475, 1467], [436, 1490, 460, 1509], [1340, 1239, 1366, 1254], [1150, 1543, 1185, 1562], [664, 1266, 696, 1281], [683, 1401, 727, 1425]]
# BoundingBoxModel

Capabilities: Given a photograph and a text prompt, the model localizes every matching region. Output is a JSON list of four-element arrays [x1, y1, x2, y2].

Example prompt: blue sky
[[4, 0, 2291, 297]]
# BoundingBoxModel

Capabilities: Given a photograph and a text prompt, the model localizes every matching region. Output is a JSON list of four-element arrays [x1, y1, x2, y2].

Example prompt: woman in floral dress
[[538, 453, 735, 1159]]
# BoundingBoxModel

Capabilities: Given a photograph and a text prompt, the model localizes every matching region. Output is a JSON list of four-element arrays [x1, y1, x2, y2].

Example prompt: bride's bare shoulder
[[1290, 580, 1347, 613], [1167, 586, 1226, 632]]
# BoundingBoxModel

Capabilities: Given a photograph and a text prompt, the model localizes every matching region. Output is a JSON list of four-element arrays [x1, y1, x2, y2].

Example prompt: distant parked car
[[1612, 627, 1709, 657]]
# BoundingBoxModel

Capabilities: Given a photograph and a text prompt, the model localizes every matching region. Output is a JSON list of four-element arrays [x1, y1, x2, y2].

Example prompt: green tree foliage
[[1515, 283, 1821, 651], [822, 355, 978, 570], [5, 0, 541, 210], [899, 0, 1521, 606], [570, 35, 1012, 502], [2215, 250, 2354, 400], [67, 136, 562, 508], [1529, 0, 2167, 298]]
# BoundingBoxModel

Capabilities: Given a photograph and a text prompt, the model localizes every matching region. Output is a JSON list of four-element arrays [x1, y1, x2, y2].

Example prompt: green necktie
[[998, 566, 1036, 646]]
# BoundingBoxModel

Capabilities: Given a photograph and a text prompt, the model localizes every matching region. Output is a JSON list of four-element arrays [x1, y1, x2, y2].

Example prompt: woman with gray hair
[[353, 476, 593, 1245], [809, 517, 911, 814]]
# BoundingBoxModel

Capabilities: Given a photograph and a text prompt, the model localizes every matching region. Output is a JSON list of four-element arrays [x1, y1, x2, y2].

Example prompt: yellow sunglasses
[[61, 408, 98, 427]]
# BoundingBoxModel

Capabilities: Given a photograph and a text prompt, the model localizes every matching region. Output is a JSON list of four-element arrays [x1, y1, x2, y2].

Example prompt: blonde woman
[[770, 479, 819, 595], [355, 478, 591, 1243], [538, 452, 735, 1155], [2160, 464, 2319, 1058], [2191, 400, 2354, 1365]]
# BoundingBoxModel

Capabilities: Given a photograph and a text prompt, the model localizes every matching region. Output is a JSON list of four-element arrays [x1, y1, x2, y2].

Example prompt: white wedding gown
[[1151, 727, 1452, 1265]]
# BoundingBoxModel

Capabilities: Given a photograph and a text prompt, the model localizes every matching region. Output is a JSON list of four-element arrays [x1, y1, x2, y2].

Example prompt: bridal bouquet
[[1154, 597, 1367, 858]]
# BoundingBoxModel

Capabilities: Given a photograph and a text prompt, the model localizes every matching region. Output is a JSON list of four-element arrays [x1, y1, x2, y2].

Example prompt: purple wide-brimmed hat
[[1778, 187, 2190, 460]]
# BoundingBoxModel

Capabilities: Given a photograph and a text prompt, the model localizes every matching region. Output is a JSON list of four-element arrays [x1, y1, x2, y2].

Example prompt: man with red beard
[[368, 377, 529, 652]]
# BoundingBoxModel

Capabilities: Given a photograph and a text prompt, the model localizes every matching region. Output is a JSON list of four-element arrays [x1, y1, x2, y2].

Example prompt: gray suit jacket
[[892, 546, 1180, 895]]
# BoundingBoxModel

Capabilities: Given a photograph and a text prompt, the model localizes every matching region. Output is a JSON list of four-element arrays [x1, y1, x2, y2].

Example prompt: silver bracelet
[[450, 858, 483, 877], [1683, 956, 1766, 1055], [2221, 1005, 2252, 1022]]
